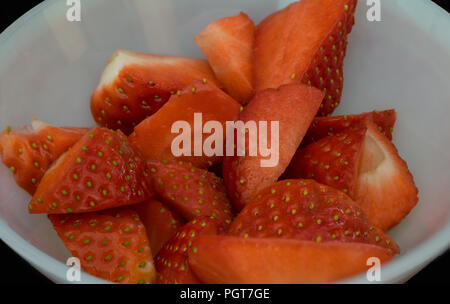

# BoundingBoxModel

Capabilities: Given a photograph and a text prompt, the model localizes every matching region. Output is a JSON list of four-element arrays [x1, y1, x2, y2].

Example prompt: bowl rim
[[0, 0, 449, 284]]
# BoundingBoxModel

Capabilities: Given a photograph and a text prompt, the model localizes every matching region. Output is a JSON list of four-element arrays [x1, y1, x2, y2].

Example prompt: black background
[[0, 0, 448, 285]]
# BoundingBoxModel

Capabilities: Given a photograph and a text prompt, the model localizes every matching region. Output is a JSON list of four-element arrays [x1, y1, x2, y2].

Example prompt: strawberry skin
[[354, 121, 418, 230], [228, 179, 399, 253], [195, 12, 255, 104], [189, 236, 393, 284], [134, 199, 185, 257], [284, 126, 367, 197], [287, 120, 418, 230], [29, 127, 152, 214], [223, 84, 323, 211], [155, 217, 219, 284], [91, 50, 221, 135], [130, 80, 242, 168], [303, 109, 397, 146], [0, 119, 87, 195], [253, 0, 357, 116], [49, 207, 156, 284], [147, 160, 233, 227]]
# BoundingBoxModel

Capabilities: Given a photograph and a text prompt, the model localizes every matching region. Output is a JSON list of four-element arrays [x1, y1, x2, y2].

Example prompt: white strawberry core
[[98, 50, 148, 86], [31, 118, 49, 132], [359, 133, 386, 174]]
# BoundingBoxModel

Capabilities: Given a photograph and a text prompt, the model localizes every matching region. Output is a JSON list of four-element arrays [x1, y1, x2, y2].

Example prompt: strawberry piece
[[28, 127, 152, 214], [286, 120, 418, 230], [49, 207, 156, 284], [303, 109, 396, 145], [189, 236, 393, 284], [134, 199, 185, 257], [155, 217, 219, 284], [195, 12, 255, 104], [91, 50, 221, 135], [223, 84, 323, 211], [228, 179, 399, 253], [147, 160, 233, 226], [354, 121, 418, 230], [284, 126, 367, 197], [130, 80, 242, 168], [253, 0, 357, 116], [0, 119, 87, 195]]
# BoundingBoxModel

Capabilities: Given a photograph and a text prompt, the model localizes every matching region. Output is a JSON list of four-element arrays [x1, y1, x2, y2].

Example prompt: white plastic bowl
[[0, 0, 449, 284]]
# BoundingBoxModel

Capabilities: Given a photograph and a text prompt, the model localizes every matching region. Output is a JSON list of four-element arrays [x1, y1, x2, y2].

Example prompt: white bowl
[[0, 0, 449, 284]]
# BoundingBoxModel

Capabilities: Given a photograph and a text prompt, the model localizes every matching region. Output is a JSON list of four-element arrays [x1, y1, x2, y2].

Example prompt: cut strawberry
[[303, 109, 396, 145], [49, 207, 156, 284], [134, 199, 185, 257], [222, 84, 323, 211], [155, 217, 219, 284], [189, 236, 393, 284], [286, 120, 418, 230], [284, 126, 367, 197], [28, 127, 152, 214], [0, 119, 87, 195], [147, 160, 233, 227], [130, 80, 242, 168], [91, 50, 221, 135], [253, 0, 357, 116], [229, 179, 399, 253], [354, 121, 418, 230], [195, 12, 255, 104]]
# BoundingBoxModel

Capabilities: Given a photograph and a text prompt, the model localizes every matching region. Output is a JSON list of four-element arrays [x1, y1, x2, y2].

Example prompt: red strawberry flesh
[[354, 121, 418, 230], [285, 125, 367, 197], [155, 217, 219, 284], [0, 120, 87, 195], [195, 12, 255, 104], [134, 199, 185, 257], [130, 80, 242, 169], [223, 84, 323, 211], [228, 179, 399, 254], [253, 0, 357, 116], [147, 160, 233, 226], [303, 109, 396, 145], [286, 120, 418, 230], [29, 127, 152, 214], [189, 235, 393, 284], [91, 50, 221, 134], [49, 207, 156, 284]]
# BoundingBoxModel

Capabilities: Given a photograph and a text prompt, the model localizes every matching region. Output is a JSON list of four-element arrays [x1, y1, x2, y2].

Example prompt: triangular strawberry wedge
[[130, 80, 242, 169], [195, 12, 255, 104], [228, 179, 399, 253], [49, 207, 156, 284], [0, 119, 88, 195], [303, 109, 397, 146], [223, 84, 323, 211], [355, 120, 418, 230], [147, 160, 233, 227], [29, 127, 152, 214], [134, 199, 185, 257], [285, 126, 367, 197], [91, 50, 221, 135], [188, 236, 393, 284], [253, 0, 357, 116], [155, 217, 219, 284], [286, 121, 418, 230]]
